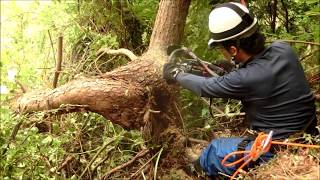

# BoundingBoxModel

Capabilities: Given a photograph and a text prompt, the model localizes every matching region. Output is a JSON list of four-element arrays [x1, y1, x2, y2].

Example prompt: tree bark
[[16, 0, 191, 141], [149, 0, 190, 50], [270, 0, 278, 33], [280, 0, 289, 33]]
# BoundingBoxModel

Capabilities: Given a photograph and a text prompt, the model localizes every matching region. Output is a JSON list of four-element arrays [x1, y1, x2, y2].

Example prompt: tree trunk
[[149, 0, 190, 49], [270, 0, 278, 33], [280, 0, 289, 33], [16, 0, 191, 141]]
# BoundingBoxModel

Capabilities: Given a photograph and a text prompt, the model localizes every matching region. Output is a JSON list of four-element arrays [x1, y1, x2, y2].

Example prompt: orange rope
[[221, 132, 320, 180]]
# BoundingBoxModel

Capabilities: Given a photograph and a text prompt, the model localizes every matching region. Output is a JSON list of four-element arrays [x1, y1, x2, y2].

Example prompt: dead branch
[[129, 149, 162, 179], [53, 36, 63, 88], [214, 112, 246, 117], [174, 101, 186, 134], [47, 30, 56, 63], [15, 79, 28, 93], [97, 48, 138, 61], [300, 49, 320, 61], [101, 149, 150, 180], [41, 104, 89, 116], [187, 137, 209, 145], [91, 147, 115, 174], [267, 40, 320, 46], [11, 117, 27, 138], [201, 97, 225, 115], [79, 138, 117, 178], [56, 155, 75, 172], [40, 154, 52, 170], [93, 50, 105, 75], [1, 116, 25, 156]]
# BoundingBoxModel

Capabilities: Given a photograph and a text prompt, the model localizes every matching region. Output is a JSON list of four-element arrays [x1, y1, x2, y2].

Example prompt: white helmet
[[208, 2, 258, 48]]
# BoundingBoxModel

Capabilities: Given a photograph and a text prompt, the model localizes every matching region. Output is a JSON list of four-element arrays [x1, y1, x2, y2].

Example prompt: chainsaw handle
[[185, 50, 219, 77], [167, 46, 234, 77], [168, 47, 191, 63]]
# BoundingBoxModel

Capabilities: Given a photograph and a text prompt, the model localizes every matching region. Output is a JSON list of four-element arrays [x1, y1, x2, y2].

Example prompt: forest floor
[[154, 113, 320, 180], [2, 94, 319, 180], [91, 113, 320, 180], [1, 99, 319, 180]]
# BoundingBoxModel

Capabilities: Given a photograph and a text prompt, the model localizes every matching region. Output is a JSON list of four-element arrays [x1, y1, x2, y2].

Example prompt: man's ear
[[229, 46, 238, 57]]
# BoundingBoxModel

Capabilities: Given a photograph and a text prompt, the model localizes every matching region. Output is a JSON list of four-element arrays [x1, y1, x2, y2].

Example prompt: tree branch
[[128, 150, 161, 179], [53, 36, 63, 88], [96, 48, 138, 61], [300, 49, 320, 62], [214, 112, 246, 118], [101, 149, 150, 179], [187, 137, 209, 145], [91, 147, 115, 174], [1, 116, 25, 156], [56, 155, 75, 172], [79, 138, 117, 179], [47, 30, 56, 63], [201, 97, 225, 114], [267, 40, 320, 46], [15, 79, 28, 93]]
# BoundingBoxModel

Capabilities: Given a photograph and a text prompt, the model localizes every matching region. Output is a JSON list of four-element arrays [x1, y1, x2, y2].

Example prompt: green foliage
[[1, 1, 54, 91], [184, 0, 224, 61], [0, 111, 65, 179], [0, 1, 149, 179], [0, 108, 146, 179]]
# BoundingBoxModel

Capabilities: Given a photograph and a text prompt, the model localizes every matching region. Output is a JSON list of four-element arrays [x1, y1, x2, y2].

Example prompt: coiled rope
[[221, 131, 320, 180]]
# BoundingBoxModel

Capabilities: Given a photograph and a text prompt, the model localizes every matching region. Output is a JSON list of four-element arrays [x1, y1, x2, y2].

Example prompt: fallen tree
[[15, 0, 191, 141]]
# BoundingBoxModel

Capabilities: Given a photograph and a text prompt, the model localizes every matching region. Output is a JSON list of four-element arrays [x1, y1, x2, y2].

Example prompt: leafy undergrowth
[[1, 101, 319, 180], [2, 85, 318, 179]]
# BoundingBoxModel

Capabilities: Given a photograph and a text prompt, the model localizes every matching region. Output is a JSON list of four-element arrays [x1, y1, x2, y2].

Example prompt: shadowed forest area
[[1, 0, 319, 179]]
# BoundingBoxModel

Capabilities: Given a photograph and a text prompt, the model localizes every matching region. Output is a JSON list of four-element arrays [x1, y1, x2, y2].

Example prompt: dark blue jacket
[[176, 41, 316, 139]]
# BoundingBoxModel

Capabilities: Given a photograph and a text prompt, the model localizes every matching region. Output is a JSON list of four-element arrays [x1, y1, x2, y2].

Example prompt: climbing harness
[[221, 131, 320, 180]]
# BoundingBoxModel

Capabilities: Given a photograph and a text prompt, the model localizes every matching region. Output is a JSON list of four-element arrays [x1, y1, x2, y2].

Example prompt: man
[[163, 2, 317, 178]]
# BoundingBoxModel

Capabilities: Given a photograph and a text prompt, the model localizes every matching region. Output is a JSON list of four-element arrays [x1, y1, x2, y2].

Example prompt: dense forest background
[[1, 0, 319, 179]]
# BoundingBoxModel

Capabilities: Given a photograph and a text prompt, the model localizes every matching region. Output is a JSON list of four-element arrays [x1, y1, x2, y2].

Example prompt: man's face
[[218, 46, 232, 63], [217, 45, 244, 64]]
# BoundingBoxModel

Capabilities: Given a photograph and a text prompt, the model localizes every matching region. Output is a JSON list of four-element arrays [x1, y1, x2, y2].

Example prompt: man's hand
[[214, 60, 234, 73], [163, 63, 184, 84], [208, 60, 235, 76]]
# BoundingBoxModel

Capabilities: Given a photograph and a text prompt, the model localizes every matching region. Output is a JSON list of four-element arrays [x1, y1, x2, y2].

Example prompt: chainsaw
[[167, 45, 235, 118], [167, 45, 234, 77]]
